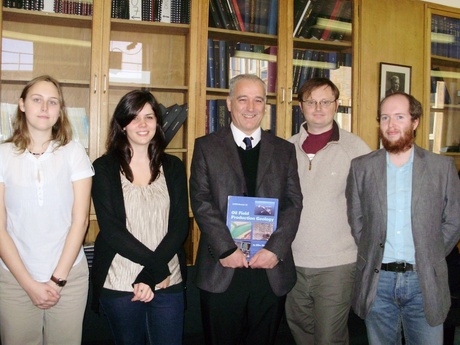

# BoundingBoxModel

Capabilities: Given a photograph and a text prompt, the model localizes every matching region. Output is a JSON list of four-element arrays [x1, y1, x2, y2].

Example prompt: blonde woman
[[0, 75, 93, 344]]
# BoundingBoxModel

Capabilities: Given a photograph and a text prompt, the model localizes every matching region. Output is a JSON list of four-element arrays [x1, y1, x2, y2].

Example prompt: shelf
[[110, 18, 190, 35], [432, 55, 460, 68], [2, 7, 92, 28], [293, 37, 352, 52], [208, 28, 278, 46]]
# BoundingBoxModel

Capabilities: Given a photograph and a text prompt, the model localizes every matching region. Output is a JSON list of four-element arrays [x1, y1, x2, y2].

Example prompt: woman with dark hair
[[0, 75, 93, 344], [91, 89, 188, 345]]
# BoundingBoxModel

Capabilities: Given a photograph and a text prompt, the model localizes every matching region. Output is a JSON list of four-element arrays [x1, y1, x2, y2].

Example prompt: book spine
[[209, 0, 224, 28], [267, 0, 278, 35], [207, 38, 216, 88], [231, 0, 245, 31]]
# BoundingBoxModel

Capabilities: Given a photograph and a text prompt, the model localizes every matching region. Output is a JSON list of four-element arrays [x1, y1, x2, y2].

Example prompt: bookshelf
[[198, 0, 354, 140], [427, 4, 460, 170], [0, 0, 199, 262]]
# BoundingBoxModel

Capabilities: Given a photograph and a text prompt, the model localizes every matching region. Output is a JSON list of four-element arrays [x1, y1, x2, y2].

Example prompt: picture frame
[[379, 63, 411, 101]]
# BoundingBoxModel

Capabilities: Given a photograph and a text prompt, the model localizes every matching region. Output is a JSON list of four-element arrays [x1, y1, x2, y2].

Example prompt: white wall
[[422, 0, 460, 8]]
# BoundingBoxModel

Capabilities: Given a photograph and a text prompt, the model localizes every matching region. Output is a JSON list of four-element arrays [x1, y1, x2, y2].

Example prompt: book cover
[[209, 0, 224, 28], [231, 0, 245, 31], [207, 99, 218, 133], [162, 103, 181, 133], [165, 103, 188, 145], [226, 195, 279, 260], [267, 0, 278, 35], [293, 0, 312, 37], [320, 0, 343, 40], [207, 38, 216, 87]]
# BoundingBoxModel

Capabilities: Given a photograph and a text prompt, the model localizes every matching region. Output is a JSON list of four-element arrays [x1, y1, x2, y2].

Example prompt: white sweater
[[288, 121, 371, 268]]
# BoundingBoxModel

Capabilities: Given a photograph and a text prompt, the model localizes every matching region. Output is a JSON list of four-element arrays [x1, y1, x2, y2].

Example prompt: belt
[[381, 262, 415, 272]]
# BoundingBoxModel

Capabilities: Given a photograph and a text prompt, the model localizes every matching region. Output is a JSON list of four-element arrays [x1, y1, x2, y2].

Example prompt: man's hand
[[219, 249, 249, 268], [249, 249, 279, 269]]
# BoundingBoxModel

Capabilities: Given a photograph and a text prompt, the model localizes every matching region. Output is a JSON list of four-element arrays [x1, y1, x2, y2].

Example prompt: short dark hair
[[298, 77, 340, 102]]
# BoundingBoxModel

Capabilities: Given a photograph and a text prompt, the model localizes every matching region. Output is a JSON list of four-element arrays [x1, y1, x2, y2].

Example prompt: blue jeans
[[100, 291, 184, 345], [365, 270, 443, 345]]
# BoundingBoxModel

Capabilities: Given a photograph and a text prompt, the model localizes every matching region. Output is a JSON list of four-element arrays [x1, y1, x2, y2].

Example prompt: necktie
[[243, 137, 252, 150]]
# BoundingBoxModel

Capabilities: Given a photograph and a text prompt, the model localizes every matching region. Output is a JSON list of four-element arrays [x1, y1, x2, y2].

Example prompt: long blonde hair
[[5, 75, 73, 152]]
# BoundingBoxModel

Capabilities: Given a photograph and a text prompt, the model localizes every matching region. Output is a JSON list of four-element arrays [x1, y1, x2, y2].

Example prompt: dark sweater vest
[[237, 142, 260, 197]]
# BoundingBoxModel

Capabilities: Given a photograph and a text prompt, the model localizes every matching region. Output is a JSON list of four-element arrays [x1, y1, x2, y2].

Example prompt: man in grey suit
[[346, 92, 460, 344], [190, 74, 302, 345]]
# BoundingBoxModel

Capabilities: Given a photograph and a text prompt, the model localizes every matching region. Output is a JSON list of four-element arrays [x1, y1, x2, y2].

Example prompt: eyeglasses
[[300, 99, 337, 108]]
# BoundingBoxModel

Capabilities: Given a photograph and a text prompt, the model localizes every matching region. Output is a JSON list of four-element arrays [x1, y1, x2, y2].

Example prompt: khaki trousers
[[0, 257, 89, 345], [285, 263, 355, 345]]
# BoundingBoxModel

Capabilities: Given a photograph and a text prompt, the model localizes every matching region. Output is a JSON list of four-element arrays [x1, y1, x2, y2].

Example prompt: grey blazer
[[346, 145, 460, 326], [190, 127, 303, 296]]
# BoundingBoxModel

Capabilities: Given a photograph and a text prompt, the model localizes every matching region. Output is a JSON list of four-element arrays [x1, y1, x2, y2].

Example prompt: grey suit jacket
[[346, 145, 460, 326], [190, 127, 303, 296]]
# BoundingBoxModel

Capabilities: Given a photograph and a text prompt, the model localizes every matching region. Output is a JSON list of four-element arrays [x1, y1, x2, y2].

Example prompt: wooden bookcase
[[2, 0, 455, 264], [0, 1, 200, 262], [426, 3, 460, 171]]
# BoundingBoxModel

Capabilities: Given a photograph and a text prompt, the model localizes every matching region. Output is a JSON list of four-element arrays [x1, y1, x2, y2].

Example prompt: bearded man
[[345, 92, 460, 345]]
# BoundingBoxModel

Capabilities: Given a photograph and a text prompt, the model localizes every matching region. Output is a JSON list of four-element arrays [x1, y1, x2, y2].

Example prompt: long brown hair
[[106, 89, 166, 184], [5, 75, 73, 152]]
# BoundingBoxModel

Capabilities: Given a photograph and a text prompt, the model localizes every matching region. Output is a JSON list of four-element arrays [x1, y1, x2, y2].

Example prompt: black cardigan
[[90, 152, 189, 310]]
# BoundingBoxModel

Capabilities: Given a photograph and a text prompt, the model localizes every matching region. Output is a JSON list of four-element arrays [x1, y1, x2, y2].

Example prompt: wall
[[422, 0, 460, 8], [353, 0, 426, 149]]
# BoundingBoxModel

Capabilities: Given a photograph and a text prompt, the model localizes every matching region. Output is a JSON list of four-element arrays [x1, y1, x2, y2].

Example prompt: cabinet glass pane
[[1, 9, 92, 147], [292, 0, 353, 136], [429, 14, 460, 161], [205, 39, 277, 134], [106, 21, 190, 156], [209, 0, 278, 34], [293, 0, 352, 42]]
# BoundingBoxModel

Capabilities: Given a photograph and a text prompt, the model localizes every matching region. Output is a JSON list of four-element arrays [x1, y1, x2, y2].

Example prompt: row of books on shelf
[[292, 48, 351, 94], [207, 40, 274, 91], [430, 67, 453, 108], [292, 104, 351, 135], [205, 99, 276, 134], [293, 0, 352, 41], [3, 0, 93, 16], [209, 0, 278, 34], [206, 38, 352, 95], [431, 15, 460, 60], [112, 0, 190, 24]]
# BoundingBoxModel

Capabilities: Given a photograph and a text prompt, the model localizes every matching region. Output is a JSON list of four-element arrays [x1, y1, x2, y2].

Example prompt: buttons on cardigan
[[379, 243, 384, 248], [374, 268, 380, 273]]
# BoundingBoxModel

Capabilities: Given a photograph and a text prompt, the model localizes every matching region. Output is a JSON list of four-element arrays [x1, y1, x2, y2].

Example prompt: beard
[[379, 125, 415, 154]]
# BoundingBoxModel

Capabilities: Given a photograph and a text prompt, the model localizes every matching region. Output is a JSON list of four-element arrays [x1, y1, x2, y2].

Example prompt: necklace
[[30, 151, 45, 156]]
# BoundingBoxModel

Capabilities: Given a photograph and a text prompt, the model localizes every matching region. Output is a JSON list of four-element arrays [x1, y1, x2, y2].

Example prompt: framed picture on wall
[[379, 63, 411, 101]]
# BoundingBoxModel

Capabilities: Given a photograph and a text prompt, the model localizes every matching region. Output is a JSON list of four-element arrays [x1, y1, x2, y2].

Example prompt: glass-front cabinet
[[0, 6, 94, 151], [292, 0, 352, 136], [0, 1, 197, 249], [199, 0, 353, 140], [428, 5, 460, 171]]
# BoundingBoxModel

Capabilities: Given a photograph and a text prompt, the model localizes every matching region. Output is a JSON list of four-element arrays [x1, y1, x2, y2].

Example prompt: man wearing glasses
[[286, 77, 370, 344]]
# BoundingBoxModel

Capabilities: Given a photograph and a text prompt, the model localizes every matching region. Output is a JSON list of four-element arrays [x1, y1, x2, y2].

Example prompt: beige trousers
[[0, 257, 89, 345]]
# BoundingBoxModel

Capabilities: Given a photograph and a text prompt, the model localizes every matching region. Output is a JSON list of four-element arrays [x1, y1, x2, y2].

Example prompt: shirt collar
[[230, 123, 261, 149]]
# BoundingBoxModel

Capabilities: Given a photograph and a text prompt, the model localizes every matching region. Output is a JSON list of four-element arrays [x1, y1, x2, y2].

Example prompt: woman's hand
[[132, 283, 154, 303], [24, 280, 61, 309], [155, 275, 171, 290]]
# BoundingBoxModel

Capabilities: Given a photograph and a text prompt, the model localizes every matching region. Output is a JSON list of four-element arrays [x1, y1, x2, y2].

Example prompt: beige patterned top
[[104, 168, 182, 291]]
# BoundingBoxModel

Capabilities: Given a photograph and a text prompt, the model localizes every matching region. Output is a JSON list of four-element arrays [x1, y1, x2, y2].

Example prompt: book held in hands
[[226, 195, 279, 260]]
